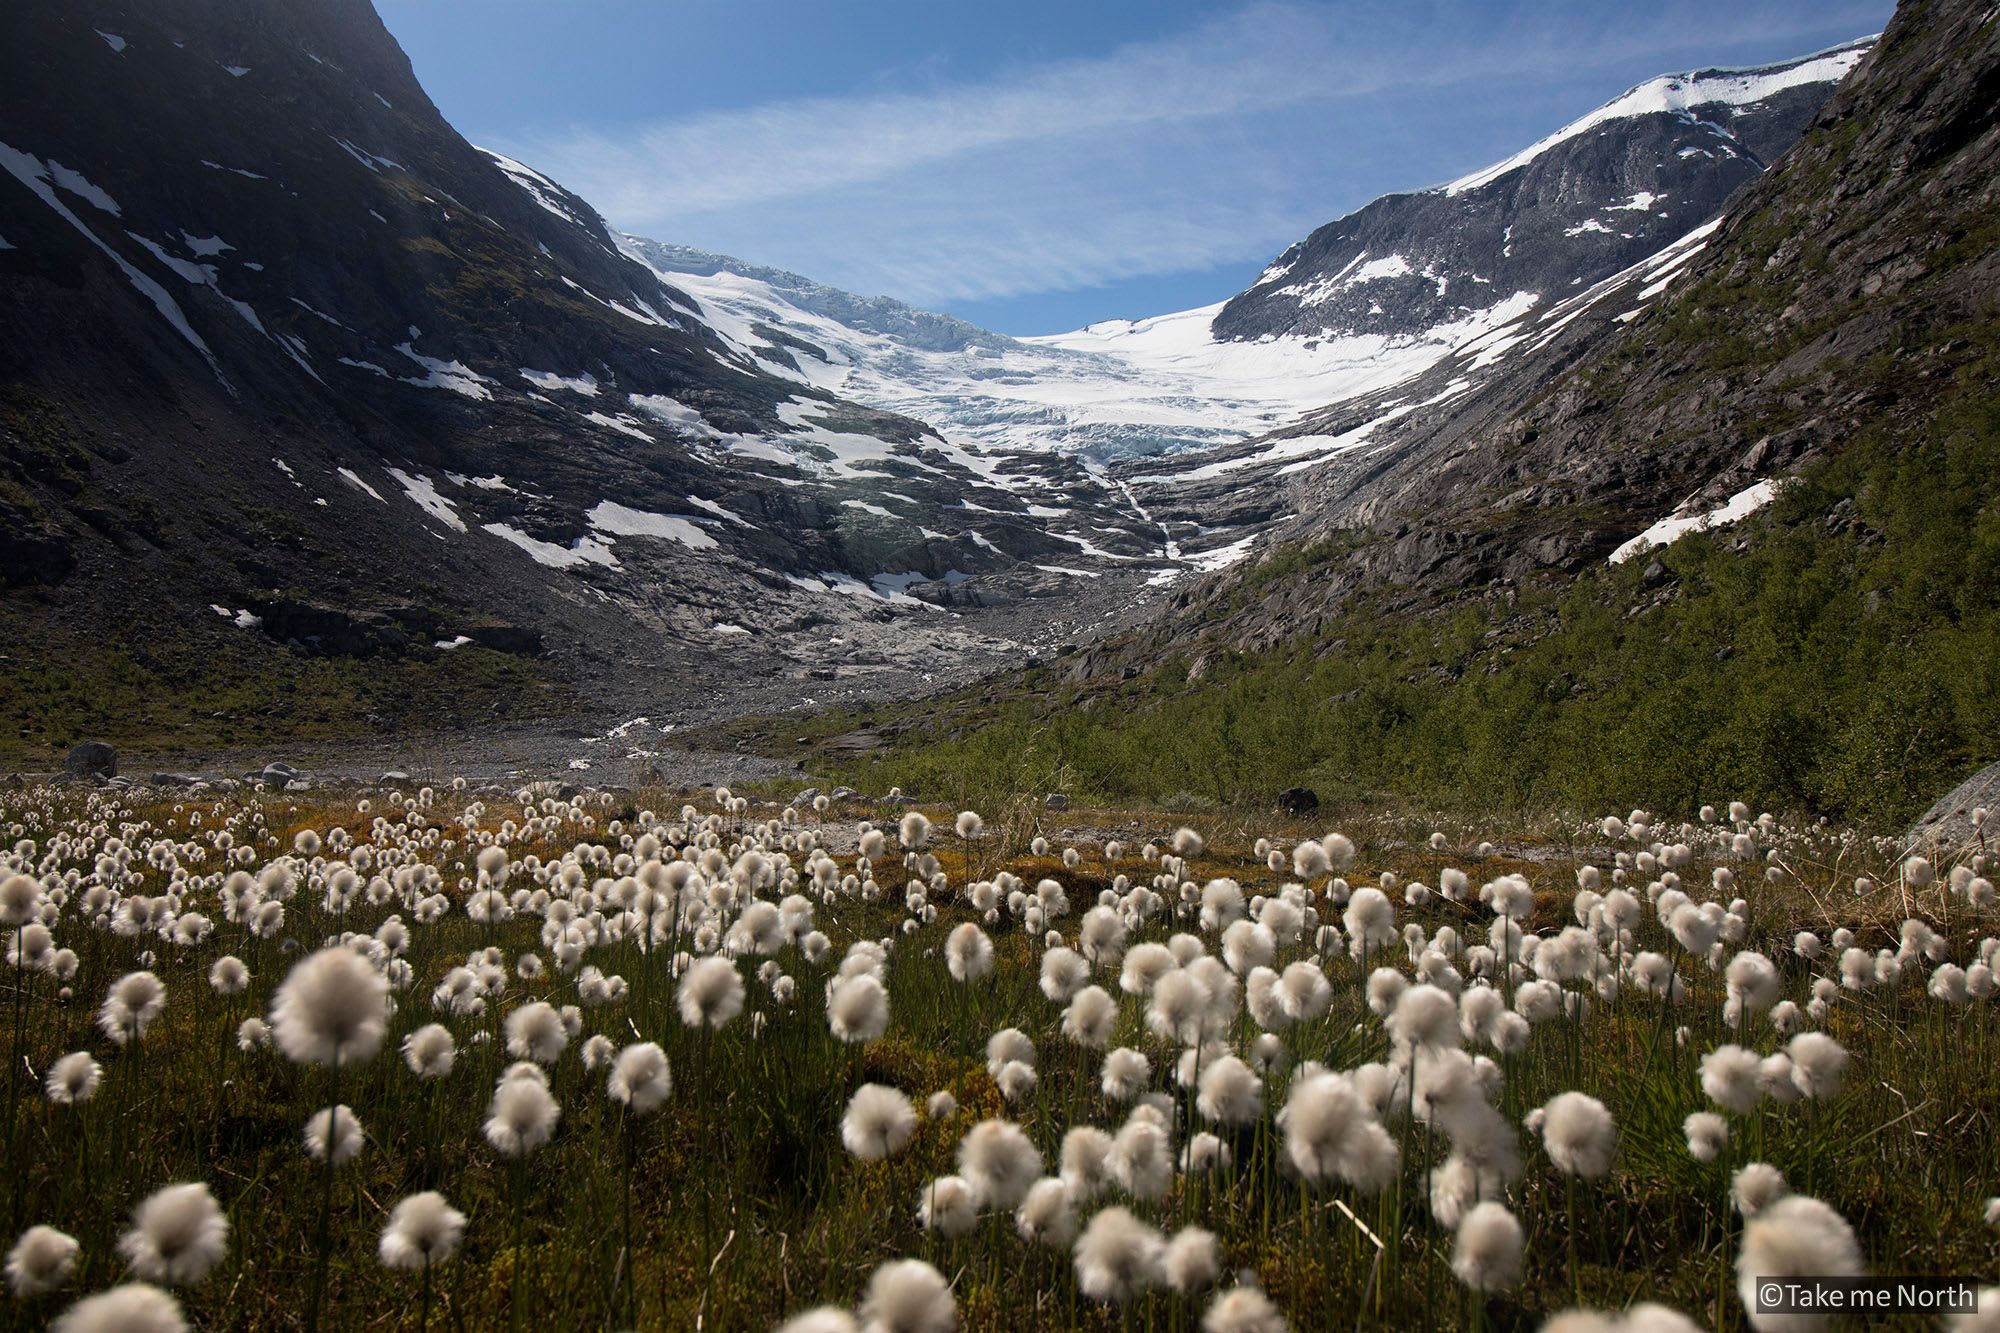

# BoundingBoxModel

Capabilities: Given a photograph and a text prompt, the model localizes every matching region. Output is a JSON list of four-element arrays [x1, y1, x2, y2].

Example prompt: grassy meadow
[[0, 781, 1995, 1331]]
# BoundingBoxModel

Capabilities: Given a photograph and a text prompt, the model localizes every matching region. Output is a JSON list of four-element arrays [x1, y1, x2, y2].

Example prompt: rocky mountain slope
[[618, 44, 1867, 575], [0, 0, 1891, 767], [1213, 42, 1872, 344], [0, 0, 1185, 757], [849, 0, 1996, 826]]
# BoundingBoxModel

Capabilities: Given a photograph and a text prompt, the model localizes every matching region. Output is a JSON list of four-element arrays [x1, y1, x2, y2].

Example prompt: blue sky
[[377, 0, 1889, 335]]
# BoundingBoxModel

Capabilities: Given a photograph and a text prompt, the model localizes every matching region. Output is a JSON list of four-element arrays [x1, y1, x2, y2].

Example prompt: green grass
[[0, 611, 570, 764], [2, 786, 1995, 1331]]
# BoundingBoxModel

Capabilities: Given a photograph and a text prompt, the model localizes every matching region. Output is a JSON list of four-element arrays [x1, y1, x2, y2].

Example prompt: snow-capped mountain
[[619, 42, 1867, 478], [0, 0, 1876, 743], [1214, 41, 1873, 344], [612, 40, 1868, 574]]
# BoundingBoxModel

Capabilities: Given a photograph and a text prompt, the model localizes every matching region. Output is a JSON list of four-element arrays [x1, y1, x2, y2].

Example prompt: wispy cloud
[[498, 0, 1888, 313]]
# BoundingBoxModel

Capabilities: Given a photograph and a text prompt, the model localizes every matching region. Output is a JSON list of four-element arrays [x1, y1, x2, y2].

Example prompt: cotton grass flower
[[45, 1052, 101, 1105], [6, 1224, 78, 1296], [1016, 1177, 1077, 1247], [677, 956, 746, 1028], [859, 1257, 956, 1333], [99, 971, 166, 1045], [1284, 1073, 1399, 1192], [1541, 1093, 1618, 1178], [379, 1191, 466, 1269], [1785, 1032, 1848, 1100], [1074, 1206, 1166, 1304], [842, 1084, 917, 1161], [1736, 1196, 1862, 1331], [958, 1118, 1042, 1208], [303, 1105, 365, 1166], [503, 1001, 568, 1064], [207, 956, 249, 996], [1163, 1228, 1221, 1293], [915, 1176, 977, 1238], [1196, 1055, 1264, 1125], [402, 1024, 456, 1079], [50, 1284, 188, 1333], [608, 1042, 672, 1114], [1451, 1201, 1525, 1294], [1684, 1112, 1729, 1163], [1700, 1045, 1764, 1114], [828, 973, 890, 1043], [779, 1310, 859, 1333], [945, 923, 993, 982], [117, 1182, 229, 1285], [483, 1076, 560, 1157], [1202, 1284, 1288, 1333], [1732, 1163, 1789, 1218], [269, 947, 388, 1066]]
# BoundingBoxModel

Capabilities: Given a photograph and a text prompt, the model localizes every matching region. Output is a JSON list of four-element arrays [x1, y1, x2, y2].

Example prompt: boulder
[[63, 740, 117, 779], [1044, 793, 1070, 811], [1277, 786, 1320, 816], [149, 772, 203, 788], [1908, 759, 2000, 852]]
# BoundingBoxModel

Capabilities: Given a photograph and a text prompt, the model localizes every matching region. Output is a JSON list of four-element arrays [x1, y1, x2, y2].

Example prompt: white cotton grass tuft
[[1102, 1047, 1152, 1102], [6, 1224, 79, 1297], [503, 1001, 568, 1064], [99, 971, 167, 1045], [1540, 1092, 1617, 1178], [483, 1075, 561, 1157], [1201, 1283, 1288, 1333], [858, 1257, 956, 1333], [378, 1191, 466, 1270], [1700, 1044, 1764, 1114], [1736, 1195, 1863, 1331], [1061, 1126, 1115, 1200], [828, 973, 891, 1043], [402, 1024, 456, 1079], [207, 956, 249, 996], [1683, 1112, 1729, 1163], [1784, 1032, 1849, 1100], [1110, 1115, 1175, 1202], [1284, 1073, 1399, 1193], [1073, 1205, 1166, 1304], [269, 947, 388, 1066], [607, 1042, 672, 1114], [1196, 1055, 1264, 1125], [677, 956, 746, 1029], [1451, 1201, 1524, 1293], [50, 1284, 188, 1333], [303, 1105, 366, 1166], [1732, 1163, 1789, 1218], [958, 1118, 1043, 1209], [945, 923, 994, 982], [1015, 1177, 1077, 1247], [842, 1084, 918, 1161], [45, 1052, 101, 1105], [117, 1182, 229, 1285], [1162, 1227, 1221, 1294], [915, 1176, 978, 1238]]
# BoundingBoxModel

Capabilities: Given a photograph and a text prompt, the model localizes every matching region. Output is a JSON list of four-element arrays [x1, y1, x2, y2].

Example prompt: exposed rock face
[[1909, 760, 2000, 852], [1215, 43, 1871, 345], [0, 0, 1165, 732], [1098, 0, 1998, 672]]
